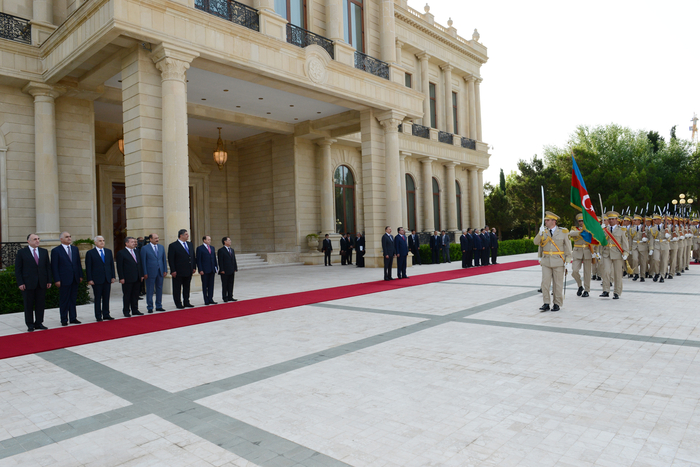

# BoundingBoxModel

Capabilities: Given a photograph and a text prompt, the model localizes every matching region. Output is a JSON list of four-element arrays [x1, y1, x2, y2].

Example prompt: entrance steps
[[237, 253, 303, 270]]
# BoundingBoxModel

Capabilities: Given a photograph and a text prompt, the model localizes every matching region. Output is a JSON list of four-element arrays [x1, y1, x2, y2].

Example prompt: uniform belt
[[573, 245, 588, 248], [543, 251, 564, 255]]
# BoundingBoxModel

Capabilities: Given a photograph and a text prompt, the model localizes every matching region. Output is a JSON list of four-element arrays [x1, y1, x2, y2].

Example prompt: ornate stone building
[[0, 0, 488, 267]]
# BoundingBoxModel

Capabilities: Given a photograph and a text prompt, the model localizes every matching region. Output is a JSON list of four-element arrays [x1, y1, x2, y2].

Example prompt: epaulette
[[561, 228, 569, 234]]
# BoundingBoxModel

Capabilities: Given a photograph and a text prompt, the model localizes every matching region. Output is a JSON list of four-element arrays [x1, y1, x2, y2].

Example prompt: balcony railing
[[0, 12, 31, 45], [438, 131, 453, 144], [286, 24, 334, 59], [412, 124, 430, 139], [195, 0, 259, 32], [354, 51, 389, 80], [461, 137, 476, 150], [1, 242, 22, 270]]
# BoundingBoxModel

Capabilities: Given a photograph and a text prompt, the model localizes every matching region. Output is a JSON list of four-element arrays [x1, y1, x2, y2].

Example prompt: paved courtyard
[[1, 253, 699, 466]]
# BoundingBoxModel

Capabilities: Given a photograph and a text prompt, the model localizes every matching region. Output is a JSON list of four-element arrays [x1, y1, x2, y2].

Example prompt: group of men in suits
[[321, 232, 366, 267], [381, 226, 410, 280], [429, 231, 452, 264], [15, 229, 240, 332], [459, 227, 499, 268]]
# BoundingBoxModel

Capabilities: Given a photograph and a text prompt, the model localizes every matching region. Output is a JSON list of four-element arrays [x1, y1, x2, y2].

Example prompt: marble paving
[[1, 253, 700, 466]]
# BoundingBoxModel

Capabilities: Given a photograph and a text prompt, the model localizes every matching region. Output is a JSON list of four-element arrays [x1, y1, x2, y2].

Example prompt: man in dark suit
[[85, 235, 116, 321], [322, 234, 332, 266], [382, 226, 395, 280], [429, 231, 442, 264], [168, 229, 196, 309], [137, 236, 147, 297], [472, 228, 482, 266], [116, 236, 144, 317], [217, 236, 238, 302], [197, 235, 218, 305], [408, 230, 421, 265], [141, 233, 167, 313], [354, 232, 365, 267], [51, 231, 83, 326], [480, 228, 491, 266], [15, 233, 52, 332], [345, 233, 353, 265], [490, 228, 499, 264], [441, 230, 451, 263], [339, 234, 347, 265], [395, 227, 409, 279], [460, 229, 471, 268]]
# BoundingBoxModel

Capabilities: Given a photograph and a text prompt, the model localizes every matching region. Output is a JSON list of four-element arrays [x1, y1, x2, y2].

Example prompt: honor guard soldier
[[650, 215, 669, 282], [692, 217, 700, 263], [668, 216, 680, 278], [600, 211, 629, 299], [632, 214, 648, 281], [569, 213, 593, 297], [621, 215, 631, 277], [534, 211, 572, 312]]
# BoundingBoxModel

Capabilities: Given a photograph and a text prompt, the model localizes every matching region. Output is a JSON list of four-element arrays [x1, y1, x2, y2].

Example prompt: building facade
[[0, 0, 488, 267]]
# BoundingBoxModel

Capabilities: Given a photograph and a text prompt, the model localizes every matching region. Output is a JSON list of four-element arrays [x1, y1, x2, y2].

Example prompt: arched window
[[334, 165, 356, 235], [406, 174, 416, 232], [432, 177, 440, 231], [455, 181, 462, 231]]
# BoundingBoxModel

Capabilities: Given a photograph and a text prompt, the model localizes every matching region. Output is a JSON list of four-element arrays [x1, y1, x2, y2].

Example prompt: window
[[432, 177, 440, 230], [334, 165, 356, 235], [274, 0, 306, 27], [429, 83, 437, 129], [452, 92, 458, 133], [456, 181, 462, 231], [406, 174, 417, 232], [343, 0, 364, 52], [405, 72, 412, 89]]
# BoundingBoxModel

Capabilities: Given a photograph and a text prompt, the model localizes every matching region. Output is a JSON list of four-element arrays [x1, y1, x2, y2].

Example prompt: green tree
[[499, 168, 506, 194], [484, 182, 513, 239]]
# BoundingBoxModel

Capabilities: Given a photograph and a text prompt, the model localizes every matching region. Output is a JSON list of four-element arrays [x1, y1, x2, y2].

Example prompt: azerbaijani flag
[[570, 155, 607, 246]]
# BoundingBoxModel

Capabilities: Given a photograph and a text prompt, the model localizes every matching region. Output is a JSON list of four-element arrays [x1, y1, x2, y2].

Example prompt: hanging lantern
[[118, 134, 125, 155], [213, 127, 228, 171]]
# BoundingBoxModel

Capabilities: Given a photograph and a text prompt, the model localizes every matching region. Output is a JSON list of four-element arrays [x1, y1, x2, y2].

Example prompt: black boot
[[633, 274, 639, 281], [653, 274, 659, 282], [577, 286, 583, 296]]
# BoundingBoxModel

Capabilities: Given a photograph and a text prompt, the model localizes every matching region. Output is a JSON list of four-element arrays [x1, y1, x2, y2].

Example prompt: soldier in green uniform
[[569, 213, 593, 297], [600, 211, 629, 299], [533, 211, 572, 312]]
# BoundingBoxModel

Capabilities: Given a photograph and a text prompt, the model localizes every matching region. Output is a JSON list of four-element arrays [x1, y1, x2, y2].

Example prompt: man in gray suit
[[141, 232, 167, 313], [441, 230, 451, 263]]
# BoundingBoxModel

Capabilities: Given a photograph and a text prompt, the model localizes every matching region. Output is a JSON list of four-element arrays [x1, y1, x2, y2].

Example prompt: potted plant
[[73, 238, 95, 251], [306, 233, 320, 249]]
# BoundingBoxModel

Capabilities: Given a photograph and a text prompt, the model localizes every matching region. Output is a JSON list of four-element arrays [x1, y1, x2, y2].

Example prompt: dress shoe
[[35, 324, 48, 330], [667, 275, 673, 280], [148, 310, 153, 313], [596, 276, 602, 281], [175, 305, 185, 310], [231, 298, 238, 302], [599, 292, 609, 297], [156, 308, 166, 312], [104, 316, 114, 321], [622, 271, 627, 277], [138, 297, 144, 300], [591, 275, 596, 281], [581, 291, 589, 297], [685, 267, 689, 271], [96, 318, 103, 322], [132, 311, 144, 316], [659, 277, 665, 283], [539, 304, 550, 312], [613, 293, 619, 299], [403, 276, 409, 279], [210, 301, 218, 305], [123, 313, 131, 317], [184, 304, 195, 308], [633, 274, 639, 281], [676, 272, 681, 276], [27, 327, 34, 332], [653, 274, 659, 282], [551, 304, 560, 312], [537, 288, 542, 293], [577, 286, 583, 296], [639, 277, 645, 282], [61, 322, 68, 326], [69, 319, 82, 324]]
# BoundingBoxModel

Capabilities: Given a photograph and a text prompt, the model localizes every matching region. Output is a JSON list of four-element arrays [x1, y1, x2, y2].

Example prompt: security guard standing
[[600, 211, 629, 299], [568, 213, 593, 298], [533, 211, 572, 312]]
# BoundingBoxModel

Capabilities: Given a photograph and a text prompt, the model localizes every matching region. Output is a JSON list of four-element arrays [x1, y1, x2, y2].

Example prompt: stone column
[[445, 162, 458, 232], [400, 151, 409, 228], [441, 64, 454, 134], [325, 0, 344, 42], [469, 167, 480, 228], [475, 78, 483, 141], [466, 75, 477, 140], [478, 169, 485, 226], [421, 157, 436, 233], [417, 53, 430, 127], [151, 44, 198, 244], [254, 0, 274, 11], [32, 0, 52, 24], [317, 139, 337, 235], [378, 111, 405, 232], [458, 78, 467, 136], [380, 0, 397, 64], [23, 82, 62, 240], [395, 40, 404, 67]]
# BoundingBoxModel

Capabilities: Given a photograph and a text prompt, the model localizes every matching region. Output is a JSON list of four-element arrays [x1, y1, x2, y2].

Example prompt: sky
[[421, 0, 700, 185]]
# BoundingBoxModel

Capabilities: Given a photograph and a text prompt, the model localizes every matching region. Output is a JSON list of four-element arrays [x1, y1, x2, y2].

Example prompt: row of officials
[[14, 229, 238, 332]]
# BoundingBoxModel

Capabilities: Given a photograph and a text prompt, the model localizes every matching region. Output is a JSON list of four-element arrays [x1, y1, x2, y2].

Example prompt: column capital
[[475, 77, 483, 85], [317, 138, 337, 148], [377, 110, 406, 132], [399, 150, 412, 157], [463, 73, 477, 83], [444, 161, 458, 167], [22, 82, 64, 99], [440, 63, 454, 72], [151, 43, 199, 82], [419, 156, 437, 164], [395, 39, 404, 48], [416, 52, 431, 62]]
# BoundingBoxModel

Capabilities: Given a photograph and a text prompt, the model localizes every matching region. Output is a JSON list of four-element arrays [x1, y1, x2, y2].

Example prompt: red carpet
[[0, 260, 537, 360]]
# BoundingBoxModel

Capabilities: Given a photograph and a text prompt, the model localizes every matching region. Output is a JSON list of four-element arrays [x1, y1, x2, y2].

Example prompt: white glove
[[687, 233, 692, 238], [537, 257, 542, 264], [649, 249, 654, 256], [641, 237, 647, 242], [665, 232, 671, 239], [565, 263, 570, 273], [595, 252, 601, 260], [539, 225, 546, 234], [622, 254, 628, 261]]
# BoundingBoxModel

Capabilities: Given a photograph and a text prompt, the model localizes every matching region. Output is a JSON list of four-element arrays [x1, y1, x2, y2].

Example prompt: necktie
[[130, 249, 137, 262], [153, 244, 157, 254], [228, 247, 232, 257], [207, 244, 211, 254], [33, 249, 39, 265], [183, 242, 189, 254], [549, 229, 553, 237], [100, 249, 105, 263], [66, 246, 72, 262]]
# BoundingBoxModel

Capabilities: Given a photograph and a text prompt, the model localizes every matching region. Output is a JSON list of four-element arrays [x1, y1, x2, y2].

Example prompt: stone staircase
[[236, 253, 303, 270]]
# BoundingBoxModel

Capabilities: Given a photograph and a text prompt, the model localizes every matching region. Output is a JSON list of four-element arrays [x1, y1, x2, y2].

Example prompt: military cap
[[606, 210, 620, 219], [633, 214, 642, 220], [544, 211, 559, 220], [575, 213, 583, 221]]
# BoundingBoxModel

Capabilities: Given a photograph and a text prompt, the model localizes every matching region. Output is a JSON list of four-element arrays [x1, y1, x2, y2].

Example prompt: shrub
[[0, 266, 91, 315], [417, 239, 537, 264]]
